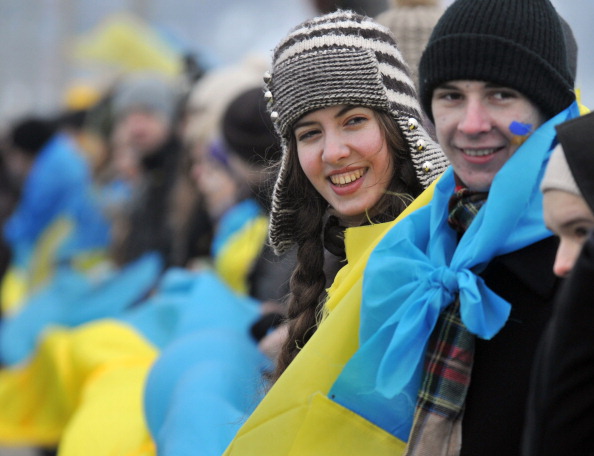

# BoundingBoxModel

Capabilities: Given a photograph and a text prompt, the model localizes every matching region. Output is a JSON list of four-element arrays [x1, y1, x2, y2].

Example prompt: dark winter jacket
[[461, 236, 560, 456]]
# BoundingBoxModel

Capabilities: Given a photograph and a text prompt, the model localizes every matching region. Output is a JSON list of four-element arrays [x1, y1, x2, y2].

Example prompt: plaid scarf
[[404, 184, 487, 456], [447, 184, 488, 235]]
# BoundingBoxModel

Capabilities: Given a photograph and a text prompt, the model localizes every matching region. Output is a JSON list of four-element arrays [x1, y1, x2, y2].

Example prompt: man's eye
[[435, 92, 461, 101], [492, 91, 516, 100]]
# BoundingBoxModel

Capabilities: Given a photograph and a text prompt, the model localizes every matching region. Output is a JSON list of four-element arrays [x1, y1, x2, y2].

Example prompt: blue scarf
[[328, 102, 580, 441]]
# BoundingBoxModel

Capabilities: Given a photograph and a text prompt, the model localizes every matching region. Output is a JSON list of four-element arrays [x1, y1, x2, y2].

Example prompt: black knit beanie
[[555, 111, 594, 213], [559, 15, 578, 83], [221, 86, 280, 165], [419, 0, 576, 120]]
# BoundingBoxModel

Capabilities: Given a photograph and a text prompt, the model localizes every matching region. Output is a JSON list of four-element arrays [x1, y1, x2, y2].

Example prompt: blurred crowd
[[0, 49, 285, 456], [0, 0, 592, 455]]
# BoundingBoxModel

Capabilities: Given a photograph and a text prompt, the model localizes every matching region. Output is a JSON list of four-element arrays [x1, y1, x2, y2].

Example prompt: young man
[[329, 0, 579, 454]]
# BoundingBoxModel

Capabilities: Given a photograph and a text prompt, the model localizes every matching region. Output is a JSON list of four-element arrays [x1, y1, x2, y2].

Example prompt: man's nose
[[458, 99, 492, 135]]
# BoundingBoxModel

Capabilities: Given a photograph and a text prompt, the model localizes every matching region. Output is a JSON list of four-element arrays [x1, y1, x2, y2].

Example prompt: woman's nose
[[321, 133, 350, 163], [553, 241, 579, 278]]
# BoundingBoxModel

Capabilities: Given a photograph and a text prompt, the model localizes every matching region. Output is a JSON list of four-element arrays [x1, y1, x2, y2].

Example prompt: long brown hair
[[271, 109, 423, 381]]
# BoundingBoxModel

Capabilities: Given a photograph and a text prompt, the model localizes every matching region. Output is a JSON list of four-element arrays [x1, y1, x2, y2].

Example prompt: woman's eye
[[574, 226, 592, 238], [346, 116, 367, 126], [296, 129, 319, 142]]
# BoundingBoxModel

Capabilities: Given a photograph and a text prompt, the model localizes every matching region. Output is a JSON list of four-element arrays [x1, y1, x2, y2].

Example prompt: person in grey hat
[[111, 73, 178, 159], [262, 9, 448, 381], [221, 10, 447, 455], [108, 73, 183, 268]]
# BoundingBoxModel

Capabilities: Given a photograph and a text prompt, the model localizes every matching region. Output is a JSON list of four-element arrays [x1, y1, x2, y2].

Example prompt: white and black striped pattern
[[271, 47, 389, 139], [270, 12, 421, 137], [267, 10, 449, 254]]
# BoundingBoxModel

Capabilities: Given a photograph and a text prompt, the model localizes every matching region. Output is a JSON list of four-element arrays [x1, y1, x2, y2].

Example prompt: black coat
[[459, 236, 560, 456], [522, 232, 594, 456]]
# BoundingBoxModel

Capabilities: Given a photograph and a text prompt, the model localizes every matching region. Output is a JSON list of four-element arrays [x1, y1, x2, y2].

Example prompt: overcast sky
[[0, 0, 589, 123]]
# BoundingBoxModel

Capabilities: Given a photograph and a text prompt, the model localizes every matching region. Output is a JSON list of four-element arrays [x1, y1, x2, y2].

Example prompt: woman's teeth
[[330, 168, 364, 185], [462, 148, 497, 157]]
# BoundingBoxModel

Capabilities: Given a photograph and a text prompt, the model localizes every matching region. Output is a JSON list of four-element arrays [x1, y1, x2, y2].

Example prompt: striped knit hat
[[265, 10, 448, 254]]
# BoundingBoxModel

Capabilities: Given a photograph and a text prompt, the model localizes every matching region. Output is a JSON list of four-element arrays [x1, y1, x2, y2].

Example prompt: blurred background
[[0, 0, 590, 128], [0, 1, 590, 455], [0, 0, 380, 126]]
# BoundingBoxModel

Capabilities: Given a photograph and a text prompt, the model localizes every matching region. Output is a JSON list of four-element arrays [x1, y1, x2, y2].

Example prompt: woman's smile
[[328, 167, 366, 186], [295, 105, 393, 222]]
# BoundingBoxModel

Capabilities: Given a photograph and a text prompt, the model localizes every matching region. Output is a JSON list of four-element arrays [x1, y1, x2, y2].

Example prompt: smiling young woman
[[294, 105, 395, 225], [262, 10, 448, 381]]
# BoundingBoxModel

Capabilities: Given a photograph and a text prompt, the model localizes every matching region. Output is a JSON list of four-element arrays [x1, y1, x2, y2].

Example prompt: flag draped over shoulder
[[212, 199, 269, 295], [224, 185, 438, 456]]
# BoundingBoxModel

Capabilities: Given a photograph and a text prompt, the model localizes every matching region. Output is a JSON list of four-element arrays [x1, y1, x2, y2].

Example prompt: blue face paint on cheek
[[509, 121, 533, 135], [509, 121, 534, 145]]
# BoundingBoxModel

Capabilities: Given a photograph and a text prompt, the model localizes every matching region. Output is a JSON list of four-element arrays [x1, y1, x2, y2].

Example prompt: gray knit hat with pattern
[[265, 10, 448, 254]]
